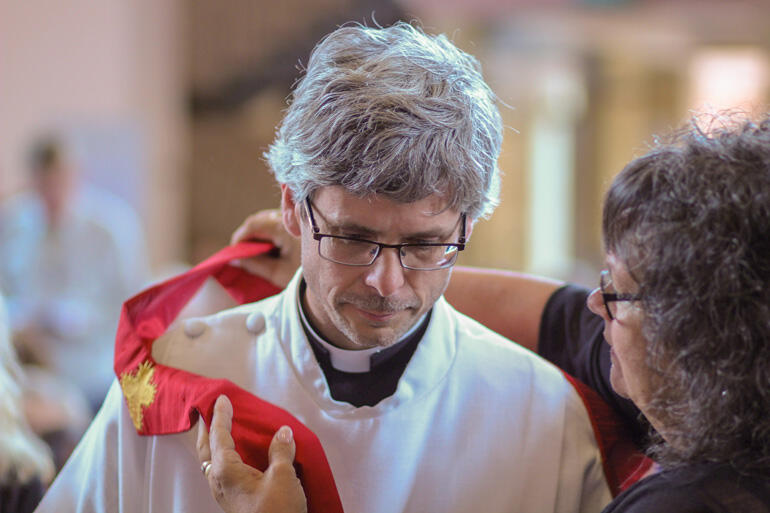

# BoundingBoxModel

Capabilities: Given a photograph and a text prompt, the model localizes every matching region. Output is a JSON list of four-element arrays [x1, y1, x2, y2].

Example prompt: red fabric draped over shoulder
[[113, 242, 344, 513]]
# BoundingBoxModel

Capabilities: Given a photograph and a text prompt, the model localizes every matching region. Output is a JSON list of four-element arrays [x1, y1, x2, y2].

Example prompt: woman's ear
[[281, 184, 302, 237]]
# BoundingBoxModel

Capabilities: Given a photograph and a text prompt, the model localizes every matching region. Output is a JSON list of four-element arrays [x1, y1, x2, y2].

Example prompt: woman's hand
[[230, 209, 300, 289], [197, 395, 308, 513]]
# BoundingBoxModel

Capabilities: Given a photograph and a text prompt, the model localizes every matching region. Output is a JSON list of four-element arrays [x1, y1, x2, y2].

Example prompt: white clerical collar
[[296, 279, 427, 373]]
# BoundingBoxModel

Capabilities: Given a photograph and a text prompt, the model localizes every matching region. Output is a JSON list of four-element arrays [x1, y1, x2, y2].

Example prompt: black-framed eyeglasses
[[599, 269, 642, 320], [305, 198, 466, 271]]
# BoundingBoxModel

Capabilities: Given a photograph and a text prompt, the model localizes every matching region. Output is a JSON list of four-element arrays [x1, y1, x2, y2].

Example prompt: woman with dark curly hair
[[198, 113, 770, 513], [587, 114, 770, 511]]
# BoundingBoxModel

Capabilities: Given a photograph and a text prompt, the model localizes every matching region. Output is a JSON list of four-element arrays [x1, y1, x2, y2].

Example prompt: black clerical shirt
[[297, 280, 430, 407]]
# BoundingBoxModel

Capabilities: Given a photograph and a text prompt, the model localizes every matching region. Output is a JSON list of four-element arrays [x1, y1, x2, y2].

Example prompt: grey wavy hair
[[265, 21, 503, 219], [603, 112, 770, 476]]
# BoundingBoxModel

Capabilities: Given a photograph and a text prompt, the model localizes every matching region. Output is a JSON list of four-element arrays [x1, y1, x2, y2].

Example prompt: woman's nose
[[586, 287, 610, 320]]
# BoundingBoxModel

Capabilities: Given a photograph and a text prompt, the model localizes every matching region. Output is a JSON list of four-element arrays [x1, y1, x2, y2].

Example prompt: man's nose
[[364, 247, 406, 297]]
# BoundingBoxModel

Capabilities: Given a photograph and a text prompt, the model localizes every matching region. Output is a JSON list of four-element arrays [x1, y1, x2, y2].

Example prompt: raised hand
[[230, 209, 300, 288], [197, 395, 308, 513]]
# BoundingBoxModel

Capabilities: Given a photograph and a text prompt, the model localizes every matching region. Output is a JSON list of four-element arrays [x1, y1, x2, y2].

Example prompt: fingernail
[[277, 425, 293, 443]]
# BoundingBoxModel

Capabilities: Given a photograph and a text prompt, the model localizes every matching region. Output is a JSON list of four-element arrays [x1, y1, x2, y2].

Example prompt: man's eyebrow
[[328, 219, 457, 241], [401, 227, 455, 241], [326, 219, 378, 236]]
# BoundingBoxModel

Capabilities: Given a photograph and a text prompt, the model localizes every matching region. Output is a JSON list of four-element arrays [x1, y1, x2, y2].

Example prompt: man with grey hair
[[36, 22, 611, 513]]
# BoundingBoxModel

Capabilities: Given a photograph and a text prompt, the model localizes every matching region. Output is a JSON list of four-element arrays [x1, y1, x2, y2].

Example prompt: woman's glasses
[[599, 269, 641, 320]]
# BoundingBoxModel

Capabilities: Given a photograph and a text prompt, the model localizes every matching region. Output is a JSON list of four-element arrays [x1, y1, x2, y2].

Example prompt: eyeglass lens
[[319, 237, 459, 270]]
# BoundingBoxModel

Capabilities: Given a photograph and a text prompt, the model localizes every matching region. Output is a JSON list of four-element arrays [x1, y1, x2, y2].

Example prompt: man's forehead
[[312, 187, 460, 231], [316, 187, 453, 213]]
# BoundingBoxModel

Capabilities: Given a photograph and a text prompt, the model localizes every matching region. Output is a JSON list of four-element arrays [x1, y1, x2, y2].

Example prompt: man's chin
[[343, 325, 404, 350]]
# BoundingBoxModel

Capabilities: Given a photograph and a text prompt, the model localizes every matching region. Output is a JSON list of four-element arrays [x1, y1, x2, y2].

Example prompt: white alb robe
[[36, 270, 612, 513]]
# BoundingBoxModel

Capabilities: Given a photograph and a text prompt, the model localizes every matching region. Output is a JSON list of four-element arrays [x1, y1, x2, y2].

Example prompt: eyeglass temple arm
[[305, 198, 320, 235], [458, 213, 467, 248]]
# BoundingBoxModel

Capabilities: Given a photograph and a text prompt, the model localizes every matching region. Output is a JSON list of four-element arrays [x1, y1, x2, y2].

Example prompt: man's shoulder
[[437, 297, 568, 384], [440, 297, 549, 357], [151, 293, 288, 379], [168, 288, 284, 331]]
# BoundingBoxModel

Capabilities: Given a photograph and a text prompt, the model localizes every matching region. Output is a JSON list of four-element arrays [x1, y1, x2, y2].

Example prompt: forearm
[[445, 266, 563, 352]]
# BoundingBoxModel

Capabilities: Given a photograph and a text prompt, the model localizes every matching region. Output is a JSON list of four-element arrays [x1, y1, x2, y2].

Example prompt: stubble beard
[[333, 293, 421, 349]]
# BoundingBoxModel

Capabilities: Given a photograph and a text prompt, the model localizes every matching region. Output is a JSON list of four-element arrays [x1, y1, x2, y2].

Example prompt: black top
[[605, 463, 770, 513], [0, 476, 45, 513], [539, 284, 770, 513]]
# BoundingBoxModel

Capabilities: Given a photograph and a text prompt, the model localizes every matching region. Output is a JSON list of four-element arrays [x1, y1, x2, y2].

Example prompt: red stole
[[113, 242, 344, 513]]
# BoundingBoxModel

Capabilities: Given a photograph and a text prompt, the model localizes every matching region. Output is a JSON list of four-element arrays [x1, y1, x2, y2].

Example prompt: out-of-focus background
[[2, 0, 769, 281], [0, 0, 769, 490]]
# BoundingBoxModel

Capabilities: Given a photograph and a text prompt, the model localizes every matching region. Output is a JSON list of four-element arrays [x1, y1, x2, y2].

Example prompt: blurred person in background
[[0, 134, 150, 412], [0, 291, 55, 513], [206, 112, 770, 512]]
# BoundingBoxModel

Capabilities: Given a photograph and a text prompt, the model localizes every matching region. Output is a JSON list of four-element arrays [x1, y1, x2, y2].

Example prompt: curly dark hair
[[602, 113, 770, 477]]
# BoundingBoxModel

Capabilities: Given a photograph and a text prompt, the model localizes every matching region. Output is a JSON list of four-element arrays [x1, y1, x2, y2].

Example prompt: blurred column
[[526, 61, 586, 279]]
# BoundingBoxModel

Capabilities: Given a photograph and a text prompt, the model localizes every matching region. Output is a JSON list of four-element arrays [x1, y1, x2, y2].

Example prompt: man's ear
[[281, 184, 302, 237], [464, 217, 475, 242]]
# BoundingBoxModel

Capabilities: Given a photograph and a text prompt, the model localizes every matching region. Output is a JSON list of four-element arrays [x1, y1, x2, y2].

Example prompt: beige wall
[[409, 3, 769, 283], [4, 1, 767, 277], [0, 0, 187, 271]]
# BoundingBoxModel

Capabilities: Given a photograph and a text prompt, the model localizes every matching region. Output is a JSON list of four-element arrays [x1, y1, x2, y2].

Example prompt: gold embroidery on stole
[[119, 361, 158, 431]]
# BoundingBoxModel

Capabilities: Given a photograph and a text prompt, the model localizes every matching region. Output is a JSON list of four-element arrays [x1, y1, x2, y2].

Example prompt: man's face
[[282, 185, 469, 350]]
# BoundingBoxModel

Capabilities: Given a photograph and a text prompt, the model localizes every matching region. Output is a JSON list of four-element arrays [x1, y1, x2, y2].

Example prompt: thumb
[[268, 425, 297, 468]]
